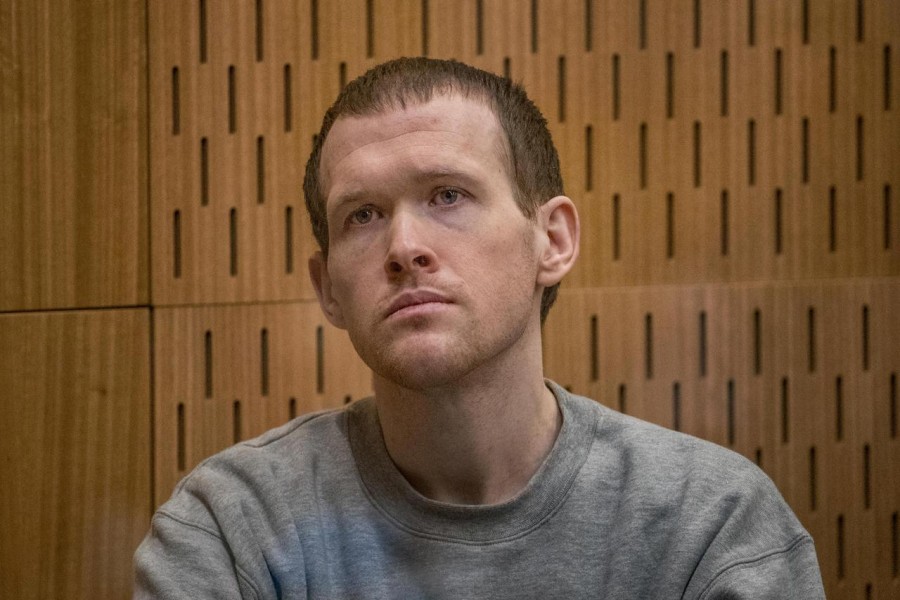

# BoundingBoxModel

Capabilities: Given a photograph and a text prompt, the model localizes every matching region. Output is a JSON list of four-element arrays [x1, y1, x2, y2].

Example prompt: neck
[[372, 325, 561, 505]]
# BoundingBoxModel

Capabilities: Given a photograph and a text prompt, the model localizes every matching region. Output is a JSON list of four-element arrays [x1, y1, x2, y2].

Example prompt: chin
[[367, 337, 479, 392]]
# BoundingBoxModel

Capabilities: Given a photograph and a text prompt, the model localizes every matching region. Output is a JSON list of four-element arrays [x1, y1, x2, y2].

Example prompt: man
[[135, 58, 825, 598]]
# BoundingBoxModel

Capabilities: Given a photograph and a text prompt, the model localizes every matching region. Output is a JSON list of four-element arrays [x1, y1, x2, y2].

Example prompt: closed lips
[[386, 291, 451, 317]]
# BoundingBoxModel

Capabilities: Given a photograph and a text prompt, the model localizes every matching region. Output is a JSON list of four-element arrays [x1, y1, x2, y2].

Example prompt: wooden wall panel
[[0, 309, 151, 600], [0, 0, 147, 311], [153, 302, 370, 507], [543, 277, 900, 596]]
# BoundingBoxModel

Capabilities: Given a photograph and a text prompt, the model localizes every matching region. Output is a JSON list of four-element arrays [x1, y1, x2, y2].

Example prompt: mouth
[[385, 290, 452, 319]]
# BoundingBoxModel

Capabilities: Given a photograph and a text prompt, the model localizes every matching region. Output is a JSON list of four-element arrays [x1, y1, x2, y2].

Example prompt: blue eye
[[435, 189, 461, 205], [350, 207, 376, 224]]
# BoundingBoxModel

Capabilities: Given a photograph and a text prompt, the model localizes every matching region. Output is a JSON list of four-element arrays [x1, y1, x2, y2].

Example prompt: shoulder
[[155, 403, 356, 530], [557, 387, 816, 569], [560, 389, 765, 494]]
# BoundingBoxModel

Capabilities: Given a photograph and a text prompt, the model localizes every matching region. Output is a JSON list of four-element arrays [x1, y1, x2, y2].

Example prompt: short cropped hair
[[303, 57, 565, 322]]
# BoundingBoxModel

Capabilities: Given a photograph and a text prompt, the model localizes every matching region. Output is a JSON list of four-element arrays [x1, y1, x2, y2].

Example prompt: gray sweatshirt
[[134, 382, 825, 599]]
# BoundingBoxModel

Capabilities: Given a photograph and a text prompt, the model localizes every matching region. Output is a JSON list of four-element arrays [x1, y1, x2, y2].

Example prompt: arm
[[133, 510, 261, 600], [697, 534, 825, 599]]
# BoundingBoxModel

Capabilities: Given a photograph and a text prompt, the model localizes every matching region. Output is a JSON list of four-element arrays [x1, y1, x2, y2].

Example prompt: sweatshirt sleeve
[[698, 535, 825, 599], [133, 510, 262, 600]]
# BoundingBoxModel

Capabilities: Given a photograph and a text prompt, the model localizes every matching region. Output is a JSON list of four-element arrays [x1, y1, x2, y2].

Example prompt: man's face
[[310, 94, 545, 391]]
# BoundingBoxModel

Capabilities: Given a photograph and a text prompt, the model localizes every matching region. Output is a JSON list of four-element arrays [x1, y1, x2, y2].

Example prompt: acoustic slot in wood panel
[[891, 373, 897, 439], [310, 0, 318, 59], [618, 384, 627, 414], [558, 56, 566, 123], [774, 49, 782, 115], [673, 381, 681, 431], [260, 328, 269, 396], [199, 0, 208, 63], [837, 514, 845, 579], [257, 137, 265, 204], [829, 47, 837, 113], [693, 0, 701, 48], [366, 0, 374, 57], [228, 66, 236, 133], [802, 118, 809, 183], [856, 0, 864, 43], [645, 312, 653, 379], [699, 310, 707, 377], [835, 375, 843, 441], [727, 379, 735, 446], [638, 0, 646, 49], [201, 138, 209, 206], [229, 208, 238, 276], [748, 0, 756, 46], [531, 0, 538, 53], [861, 305, 869, 371], [781, 377, 790, 443], [283, 65, 292, 131], [612, 54, 620, 120], [316, 325, 324, 394], [289, 397, 297, 420], [584, 0, 592, 51], [285, 206, 294, 274], [666, 52, 674, 118], [775, 188, 784, 254], [808, 307, 816, 373], [886, 185, 893, 250], [589, 314, 599, 382], [829, 186, 837, 252], [204, 330, 213, 398], [640, 123, 648, 189], [585, 126, 593, 191], [693, 122, 701, 187], [856, 116, 864, 181], [475, 0, 483, 55], [173, 210, 182, 278], [748, 119, 756, 185], [862, 444, 870, 509], [255, 0, 263, 62], [612, 194, 621, 260], [802, 0, 810, 44], [172, 67, 180, 134], [233, 400, 242, 443], [666, 192, 675, 258], [177, 402, 186, 471], [720, 51, 729, 116], [421, 0, 429, 56], [753, 308, 761, 375], [892, 512, 898, 576], [721, 190, 729, 256], [809, 446, 817, 510], [885, 46, 892, 111]]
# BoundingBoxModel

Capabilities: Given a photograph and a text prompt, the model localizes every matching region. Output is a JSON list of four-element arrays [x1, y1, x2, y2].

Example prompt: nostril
[[413, 255, 429, 267]]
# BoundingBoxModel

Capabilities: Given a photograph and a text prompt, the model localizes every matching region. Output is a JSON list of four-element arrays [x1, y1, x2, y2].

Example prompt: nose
[[383, 210, 438, 276]]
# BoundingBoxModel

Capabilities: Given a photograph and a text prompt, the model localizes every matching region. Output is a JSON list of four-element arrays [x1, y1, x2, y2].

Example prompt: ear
[[308, 251, 347, 329], [535, 196, 580, 287]]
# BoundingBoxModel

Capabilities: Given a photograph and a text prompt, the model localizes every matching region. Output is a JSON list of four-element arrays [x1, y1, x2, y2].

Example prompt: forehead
[[319, 94, 512, 198]]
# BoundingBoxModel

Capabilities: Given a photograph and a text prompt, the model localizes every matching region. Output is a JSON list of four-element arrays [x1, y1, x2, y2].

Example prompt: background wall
[[1, 1, 897, 598]]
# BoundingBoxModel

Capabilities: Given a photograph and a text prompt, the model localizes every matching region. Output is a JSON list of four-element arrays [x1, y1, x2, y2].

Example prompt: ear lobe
[[308, 252, 347, 329], [536, 196, 580, 287]]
